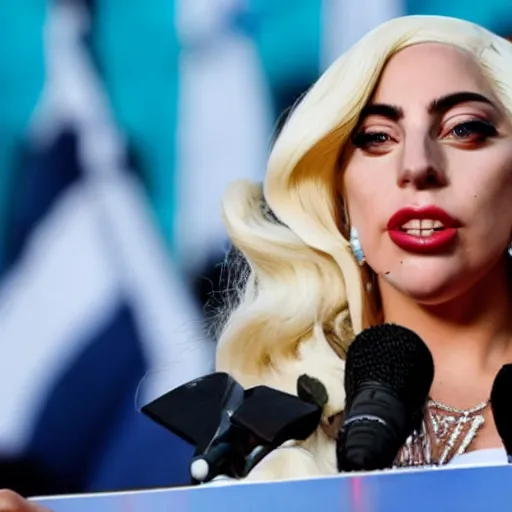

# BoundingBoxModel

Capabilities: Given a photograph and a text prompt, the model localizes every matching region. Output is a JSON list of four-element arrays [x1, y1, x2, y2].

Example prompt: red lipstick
[[387, 205, 459, 253]]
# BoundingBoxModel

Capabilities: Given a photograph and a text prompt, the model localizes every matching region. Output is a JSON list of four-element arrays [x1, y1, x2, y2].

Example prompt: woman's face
[[342, 42, 512, 305]]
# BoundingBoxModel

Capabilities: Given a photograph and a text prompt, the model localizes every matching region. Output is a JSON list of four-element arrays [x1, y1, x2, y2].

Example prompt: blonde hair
[[215, 15, 512, 475]]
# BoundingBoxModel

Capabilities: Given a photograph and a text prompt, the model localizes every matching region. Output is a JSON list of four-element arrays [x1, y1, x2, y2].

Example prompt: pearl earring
[[350, 227, 365, 266], [508, 243, 512, 257]]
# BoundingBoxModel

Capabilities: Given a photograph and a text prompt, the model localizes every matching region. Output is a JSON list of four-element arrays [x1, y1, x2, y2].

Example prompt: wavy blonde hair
[[215, 15, 512, 477]]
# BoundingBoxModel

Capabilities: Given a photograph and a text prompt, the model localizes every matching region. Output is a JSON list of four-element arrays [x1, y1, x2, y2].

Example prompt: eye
[[352, 131, 393, 149], [446, 120, 497, 142]]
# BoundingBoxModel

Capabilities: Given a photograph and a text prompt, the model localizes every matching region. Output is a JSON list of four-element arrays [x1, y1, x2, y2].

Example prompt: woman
[[216, 14, 512, 480], [7, 13, 512, 510]]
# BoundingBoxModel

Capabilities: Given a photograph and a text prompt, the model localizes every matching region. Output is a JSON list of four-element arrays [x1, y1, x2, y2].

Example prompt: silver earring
[[350, 226, 365, 266]]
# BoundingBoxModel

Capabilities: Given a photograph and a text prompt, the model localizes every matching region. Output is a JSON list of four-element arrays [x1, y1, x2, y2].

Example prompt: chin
[[382, 266, 469, 306], [405, 287, 461, 306]]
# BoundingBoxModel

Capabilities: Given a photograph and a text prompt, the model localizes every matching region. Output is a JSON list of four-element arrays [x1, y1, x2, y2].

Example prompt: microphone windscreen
[[490, 364, 512, 454], [345, 323, 434, 416], [141, 372, 244, 452], [231, 386, 322, 446]]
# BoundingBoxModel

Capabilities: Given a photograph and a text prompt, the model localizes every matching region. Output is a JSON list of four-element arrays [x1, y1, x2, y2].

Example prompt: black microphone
[[490, 363, 512, 463], [337, 323, 434, 472], [141, 372, 323, 483]]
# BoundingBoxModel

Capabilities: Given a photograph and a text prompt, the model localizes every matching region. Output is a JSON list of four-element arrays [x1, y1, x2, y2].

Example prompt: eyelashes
[[352, 131, 391, 149], [351, 119, 498, 150], [447, 119, 497, 140]]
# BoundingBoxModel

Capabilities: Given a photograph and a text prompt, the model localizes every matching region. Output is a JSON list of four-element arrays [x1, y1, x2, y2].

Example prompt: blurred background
[[0, 0, 511, 498]]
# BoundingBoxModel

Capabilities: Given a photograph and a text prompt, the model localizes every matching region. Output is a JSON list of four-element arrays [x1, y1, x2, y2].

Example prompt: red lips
[[387, 205, 459, 253]]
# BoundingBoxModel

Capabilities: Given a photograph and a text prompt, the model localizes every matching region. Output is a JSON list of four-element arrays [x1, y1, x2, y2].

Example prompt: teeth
[[405, 229, 435, 236], [401, 219, 421, 230], [400, 219, 444, 231]]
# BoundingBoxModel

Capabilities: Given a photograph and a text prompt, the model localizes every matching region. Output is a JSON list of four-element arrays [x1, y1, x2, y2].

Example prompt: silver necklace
[[395, 398, 489, 467], [427, 398, 489, 465]]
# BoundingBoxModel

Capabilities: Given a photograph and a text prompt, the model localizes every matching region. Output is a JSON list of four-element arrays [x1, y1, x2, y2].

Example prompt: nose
[[397, 133, 447, 190]]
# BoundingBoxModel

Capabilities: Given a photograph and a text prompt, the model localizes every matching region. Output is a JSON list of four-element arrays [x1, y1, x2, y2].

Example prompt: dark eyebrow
[[359, 91, 497, 123], [427, 91, 496, 114], [359, 103, 403, 122]]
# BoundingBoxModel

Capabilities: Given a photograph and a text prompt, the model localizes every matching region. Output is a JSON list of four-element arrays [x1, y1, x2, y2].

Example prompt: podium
[[31, 463, 512, 511]]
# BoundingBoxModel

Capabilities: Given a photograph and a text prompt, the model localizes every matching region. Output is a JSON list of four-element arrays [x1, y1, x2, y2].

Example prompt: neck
[[378, 259, 512, 372]]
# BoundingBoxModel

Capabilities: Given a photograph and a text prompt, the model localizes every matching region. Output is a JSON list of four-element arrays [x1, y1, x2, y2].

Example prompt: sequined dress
[[394, 399, 489, 467]]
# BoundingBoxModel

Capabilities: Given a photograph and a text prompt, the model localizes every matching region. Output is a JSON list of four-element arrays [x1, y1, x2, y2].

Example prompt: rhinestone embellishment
[[394, 398, 489, 467]]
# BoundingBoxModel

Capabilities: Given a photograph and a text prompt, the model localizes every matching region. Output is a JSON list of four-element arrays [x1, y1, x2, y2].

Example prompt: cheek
[[456, 155, 512, 229], [342, 161, 391, 228], [343, 165, 394, 272], [443, 151, 512, 259]]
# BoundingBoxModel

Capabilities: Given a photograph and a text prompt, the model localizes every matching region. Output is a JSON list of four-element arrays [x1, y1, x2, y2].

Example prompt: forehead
[[371, 43, 494, 103]]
